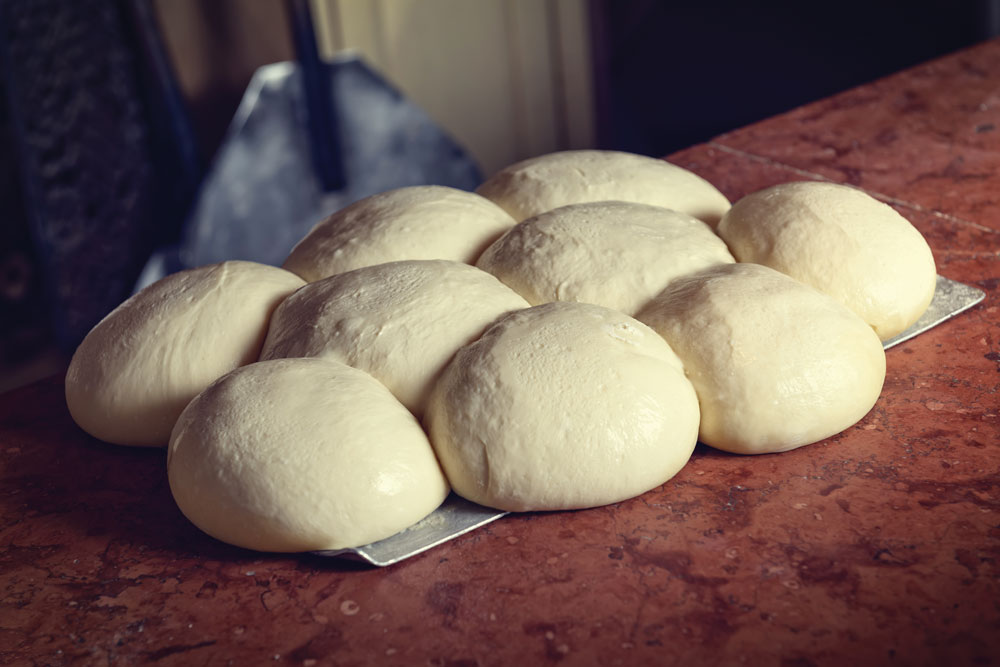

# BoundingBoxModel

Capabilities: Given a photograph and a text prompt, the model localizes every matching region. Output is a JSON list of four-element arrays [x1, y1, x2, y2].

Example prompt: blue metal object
[[286, 0, 343, 192], [138, 54, 482, 287]]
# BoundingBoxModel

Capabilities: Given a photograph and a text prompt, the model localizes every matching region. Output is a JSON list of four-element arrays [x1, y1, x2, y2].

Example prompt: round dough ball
[[475, 150, 731, 225], [476, 201, 735, 315], [260, 260, 530, 417], [425, 302, 700, 511], [65, 261, 305, 447], [168, 358, 449, 552], [282, 185, 516, 282], [635, 263, 886, 455], [716, 181, 936, 340]]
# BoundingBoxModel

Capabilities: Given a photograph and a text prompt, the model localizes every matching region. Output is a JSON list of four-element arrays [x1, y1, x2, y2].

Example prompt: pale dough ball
[[424, 302, 700, 511], [168, 358, 449, 552], [282, 185, 516, 282], [476, 201, 735, 315], [260, 260, 530, 417], [635, 263, 886, 455], [475, 150, 731, 225], [65, 261, 304, 447], [716, 181, 937, 340]]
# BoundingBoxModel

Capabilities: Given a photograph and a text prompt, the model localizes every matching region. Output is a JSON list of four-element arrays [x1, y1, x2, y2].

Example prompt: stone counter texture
[[2, 39, 1000, 666]]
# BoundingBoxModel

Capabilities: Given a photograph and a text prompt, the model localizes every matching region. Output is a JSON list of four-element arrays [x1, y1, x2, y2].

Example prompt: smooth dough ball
[[65, 261, 305, 447], [476, 201, 735, 315], [635, 263, 886, 455], [475, 150, 731, 225], [424, 301, 700, 511], [168, 358, 449, 552], [282, 185, 516, 282], [260, 260, 529, 416], [717, 181, 937, 340]]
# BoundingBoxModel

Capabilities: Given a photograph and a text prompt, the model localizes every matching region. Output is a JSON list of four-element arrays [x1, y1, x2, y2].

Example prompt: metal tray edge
[[320, 275, 986, 566]]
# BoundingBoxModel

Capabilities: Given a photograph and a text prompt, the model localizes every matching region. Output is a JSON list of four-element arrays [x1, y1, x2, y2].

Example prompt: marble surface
[[3, 39, 1000, 666]]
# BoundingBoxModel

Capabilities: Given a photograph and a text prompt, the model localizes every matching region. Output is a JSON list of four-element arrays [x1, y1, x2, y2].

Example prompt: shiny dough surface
[[425, 301, 700, 511], [477, 200, 734, 315], [476, 150, 731, 225], [65, 261, 304, 447], [168, 358, 449, 552], [717, 181, 936, 340], [261, 260, 529, 416], [636, 263, 886, 454], [283, 185, 516, 282]]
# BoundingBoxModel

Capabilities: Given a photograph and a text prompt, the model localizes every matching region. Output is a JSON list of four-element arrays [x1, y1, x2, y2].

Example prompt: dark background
[[2, 0, 998, 391], [592, 0, 1000, 156]]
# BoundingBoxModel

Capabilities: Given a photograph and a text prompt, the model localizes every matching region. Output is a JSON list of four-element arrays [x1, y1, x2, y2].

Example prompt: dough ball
[[476, 201, 735, 315], [475, 150, 731, 225], [716, 181, 936, 340], [168, 358, 449, 552], [260, 260, 529, 417], [282, 185, 516, 282], [635, 263, 886, 454], [424, 301, 700, 511], [65, 261, 304, 447]]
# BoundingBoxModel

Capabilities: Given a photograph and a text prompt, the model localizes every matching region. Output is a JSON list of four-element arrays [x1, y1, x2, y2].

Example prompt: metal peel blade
[[319, 275, 985, 566], [882, 275, 985, 349], [313, 494, 508, 566]]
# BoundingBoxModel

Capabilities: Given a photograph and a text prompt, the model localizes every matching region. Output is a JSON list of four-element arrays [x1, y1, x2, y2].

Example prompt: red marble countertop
[[3, 40, 1000, 667]]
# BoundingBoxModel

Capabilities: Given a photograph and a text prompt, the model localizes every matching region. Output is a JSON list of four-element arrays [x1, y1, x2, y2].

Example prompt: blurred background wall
[[594, 1, 1000, 157], [2, 0, 998, 392], [155, 0, 595, 178], [153, 0, 1000, 175]]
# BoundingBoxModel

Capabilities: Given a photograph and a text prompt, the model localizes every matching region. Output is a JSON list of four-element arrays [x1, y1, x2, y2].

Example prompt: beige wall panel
[[506, 0, 561, 162], [309, 0, 596, 176], [552, 0, 596, 149], [370, 0, 520, 175], [310, 0, 342, 55], [327, 0, 389, 69]]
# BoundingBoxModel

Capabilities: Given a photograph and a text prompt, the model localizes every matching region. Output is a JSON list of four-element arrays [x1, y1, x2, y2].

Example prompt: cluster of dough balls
[[65, 149, 936, 553]]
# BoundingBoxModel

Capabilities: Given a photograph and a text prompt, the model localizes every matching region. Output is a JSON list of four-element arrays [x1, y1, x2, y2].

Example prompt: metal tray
[[316, 275, 985, 566]]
